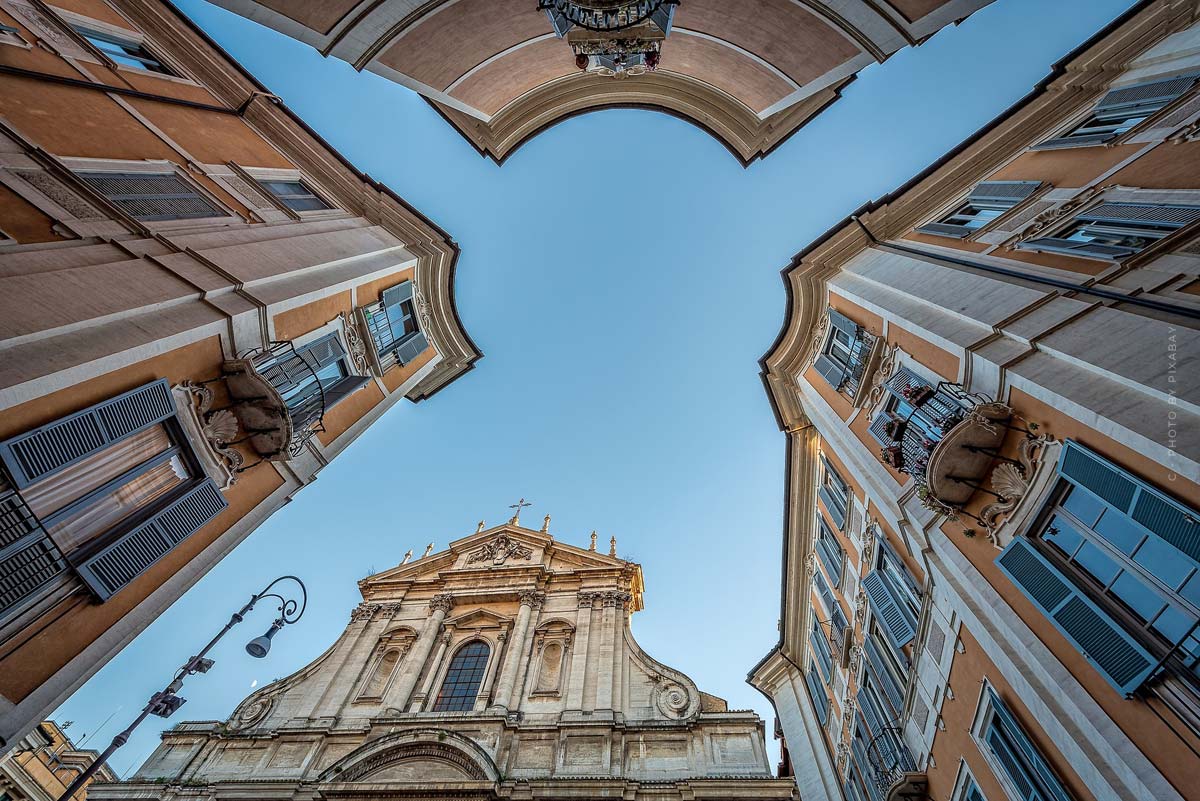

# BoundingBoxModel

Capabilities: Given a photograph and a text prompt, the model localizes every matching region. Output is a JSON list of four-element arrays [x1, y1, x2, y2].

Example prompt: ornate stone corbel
[[1019, 185, 1106, 239], [805, 552, 817, 577], [802, 310, 832, 371], [412, 287, 436, 345], [175, 380, 244, 487], [853, 591, 868, 627], [350, 602, 374, 622], [863, 344, 899, 411], [978, 433, 1052, 545]]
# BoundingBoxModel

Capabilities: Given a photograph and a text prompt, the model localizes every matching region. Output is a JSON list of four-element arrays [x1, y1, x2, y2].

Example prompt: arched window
[[432, 641, 490, 712], [362, 649, 400, 698]]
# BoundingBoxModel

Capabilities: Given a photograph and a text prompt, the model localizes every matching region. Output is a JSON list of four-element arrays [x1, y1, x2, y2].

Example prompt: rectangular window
[[1017, 202, 1200, 261], [996, 440, 1198, 695], [811, 618, 834, 681], [258, 179, 332, 212], [916, 181, 1041, 239], [1035, 73, 1200, 150], [76, 171, 224, 221], [818, 457, 850, 529], [863, 538, 921, 651], [977, 689, 1074, 801], [816, 516, 845, 586], [0, 380, 226, 609], [813, 307, 875, 398], [71, 25, 174, 75], [0, 22, 23, 46], [805, 664, 830, 726], [360, 281, 429, 370]]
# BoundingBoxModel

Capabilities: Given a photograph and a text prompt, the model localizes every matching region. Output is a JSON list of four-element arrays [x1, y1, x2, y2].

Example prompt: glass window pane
[[1061, 486, 1104, 528], [23, 426, 172, 519], [1041, 514, 1085, 557], [1132, 535, 1193, 589], [1074, 541, 1120, 586], [433, 642, 490, 712], [1108, 571, 1165, 624], [44, 454, 190, 553], [1093, 509, 1143, 556]]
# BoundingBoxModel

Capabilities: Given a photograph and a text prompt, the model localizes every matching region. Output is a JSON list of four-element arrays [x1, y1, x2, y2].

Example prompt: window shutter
[[74, 479, 227, 601], [827, 308, 858, 337], [297, 332, 346, 371], [546, 7, 572, 36], [650, 4, 674, 35], [0, 490, 69, 620], [394, 332, 429, 366], [863, 637, 905, 713], [818, 485, 847, 529], [885, 366, 929, 396], [995, 538, 1155, 694], [862, 571, 916, 648], [805, 667, 829, 725], [1076, 203, 1200, 227], [813, 354, 847, 389], [1015, 236, 1135, 261], [811, 626, 833, 681], [969, 181, 1040, 204], [1095, 73, 1200, 113], [319, 375, 372, 411], [813, 565, 835, 614], [1059, 440, 1200, 563], [0, 380, 176, 488], [76, 172, 223, 221], [868, 413, 894, 445], [381, 280, 414, 308], [1032, 132, 1117, 151], [985, 689, 1075, 801], [914, 221, 975, 239]]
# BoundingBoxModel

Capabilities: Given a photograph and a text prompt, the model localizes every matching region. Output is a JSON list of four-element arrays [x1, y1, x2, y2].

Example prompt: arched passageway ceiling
[[211, 0, 995, 164]]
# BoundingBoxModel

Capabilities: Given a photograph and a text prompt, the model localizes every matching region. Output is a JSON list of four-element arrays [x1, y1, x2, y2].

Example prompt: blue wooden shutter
[[1016, 236, 1136, 261], [805, 666, 829, 725], [995, 537, 1155, 694], [985, 689, 1074, 801], [545, 7, 572, 36], [77, 172, 222, 220], [297, 332, 346, 371], [813, 354, 847, 389], [74, 480, 227, 600], [818, 484, 847, 529], [915, 221, 977, 239], [381, 280, 414, 309], [394, 332, 429, 366], [862, 571, 916, 648], [868, 413, 894, 445], [968, 181, 1041, 205], [1095, 72, 1200, 113], [0, 380, 177, 489], [1059, 439, 1200, 564], [1076, 202, 1200, 227], [320, 375, 372, 411], [827, 308, 858, 337], [0, 489, 69, 620]]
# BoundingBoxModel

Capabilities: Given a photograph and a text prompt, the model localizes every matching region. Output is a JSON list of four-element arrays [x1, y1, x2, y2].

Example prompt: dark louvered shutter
[[319, 375, 372, 411], [968, 181, 1041, 204], [1016, 236, 1135, 260], [827, 308, 857, 337], [1131, 490, 1200, 562], [394, 332, 429, 366], [0, 488, 69, 620], [297, 332, 346, 372], [818, 485, 846, 529], [381, 280, 414, 308], [995, 538, 1154, 694], [813, 354, 847, 390], [914, 221, 975, 239], [0, 380, 177, 488], [1076, 203, 1200, 227], [1095, 73, 1200, 113], [886, 366, 929, 395], [804, 667, 828, 725], [650, 4, 674, 35], [1033, 131, 1118, 151], [1058, 442, 1137, 509], [75, 479, 227, 600], [77, 172, 223, 221], [862, 571, 916, 648], [985, 689, 1074, 801], [546, 7, 572, 36], [868, 413, 894, 445], [863, 637, 904, 713]]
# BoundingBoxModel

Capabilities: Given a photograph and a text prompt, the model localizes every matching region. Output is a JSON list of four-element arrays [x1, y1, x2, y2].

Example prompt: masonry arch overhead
[[210, 0, 996, 164], [318, 728, 501, 783]]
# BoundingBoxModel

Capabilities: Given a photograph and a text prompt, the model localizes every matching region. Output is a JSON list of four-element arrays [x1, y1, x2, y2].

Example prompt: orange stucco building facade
[[0, 0, 479, 752], [750, 2, 1200, 800]]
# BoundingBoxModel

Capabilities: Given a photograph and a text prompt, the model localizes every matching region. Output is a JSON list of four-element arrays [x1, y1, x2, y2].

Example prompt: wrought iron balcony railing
[[842, 329, 878, 400], [539, 0, 678, 33], [222, 341, 329, 460]]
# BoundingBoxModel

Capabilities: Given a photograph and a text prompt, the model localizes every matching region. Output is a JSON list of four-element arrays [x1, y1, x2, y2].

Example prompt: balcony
[[842, 329, 881, 401], [221, 341, 329, 461]]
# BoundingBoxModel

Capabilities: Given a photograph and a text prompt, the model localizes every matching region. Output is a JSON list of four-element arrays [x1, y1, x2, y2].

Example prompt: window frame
[[70, 24, 175, 75], [60, 157, 241, 229], [970, 684, 1075, 801], [915, 181, 1042, 240], [1016, 201, 1200, 262], [242, 167, 340, 220], [357, 280, 430, 374], [49, 8, 193, 83], [816, 515, 845, 587], [431, 639, 492, 712], [818, 456, 850, 530], [1033, 72, 1200, 151]]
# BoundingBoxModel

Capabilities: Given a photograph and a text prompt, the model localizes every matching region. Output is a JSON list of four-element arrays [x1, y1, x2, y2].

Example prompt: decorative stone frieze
[[467, 534, 533, 565]]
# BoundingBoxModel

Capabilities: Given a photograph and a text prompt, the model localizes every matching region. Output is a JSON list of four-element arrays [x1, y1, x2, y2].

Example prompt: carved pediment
[[466, 534, 533, 565]]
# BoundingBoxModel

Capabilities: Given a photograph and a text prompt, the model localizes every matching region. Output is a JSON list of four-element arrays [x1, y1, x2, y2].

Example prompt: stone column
[[389, 593, 452, 710], [595, 592, 618, 710], [410, 630, 452, 711], [474, 631, 506, 711], [490, 590, 540, 711], [566, 592, 596, 710], [506, 593, 544, 709], [611, 592, 630, 712]]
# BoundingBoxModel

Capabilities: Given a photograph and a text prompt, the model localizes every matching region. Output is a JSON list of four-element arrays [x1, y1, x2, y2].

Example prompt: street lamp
[[56, 576, 307, 801]]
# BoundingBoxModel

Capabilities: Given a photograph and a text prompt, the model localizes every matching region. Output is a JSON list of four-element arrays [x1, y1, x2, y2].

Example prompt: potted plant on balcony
[[884, 418, 907, 442], [901, 384, 935, 407], [880, 446, 904, 469]]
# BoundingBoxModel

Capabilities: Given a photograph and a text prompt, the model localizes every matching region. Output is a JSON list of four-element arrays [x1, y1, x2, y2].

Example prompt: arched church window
[[362, 649, 400, 698], [432, 641, 490, 711], [535, 641, 564, 693]]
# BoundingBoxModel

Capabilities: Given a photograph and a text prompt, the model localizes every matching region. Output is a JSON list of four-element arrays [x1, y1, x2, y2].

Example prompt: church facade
[[90, 518, 797, 799]]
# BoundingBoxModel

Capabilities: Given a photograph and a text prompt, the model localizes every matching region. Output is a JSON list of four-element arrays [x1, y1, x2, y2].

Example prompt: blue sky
[[53, 0, 1132, 775]]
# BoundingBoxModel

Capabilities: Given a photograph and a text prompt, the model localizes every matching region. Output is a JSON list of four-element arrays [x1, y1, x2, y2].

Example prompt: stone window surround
[[967, 680, 1065, 801], [0, 16, 30, 49], [1014, 186, 1200, 261], [355, 629, 416, 703], [917, 182, 1051, 243], [56, 155, 246, 230], [45, 4, 199, 86], [949, 758, 988, 801], [240, 165, 343, 222], [528, 623, 573, 698], [424, 634, 500, 712]]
